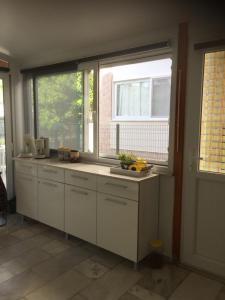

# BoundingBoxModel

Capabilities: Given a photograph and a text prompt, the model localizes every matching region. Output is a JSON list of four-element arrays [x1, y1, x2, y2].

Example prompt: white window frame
[[98, 51, 176, 174], [24, 48, 176, 173]]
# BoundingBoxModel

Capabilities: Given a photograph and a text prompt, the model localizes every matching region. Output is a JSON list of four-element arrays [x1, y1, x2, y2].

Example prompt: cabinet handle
[[42, 168, 57, 174], [105, 182, 127, 189], [71, 189, 88, 196], [71, 174, 88, 180], [105, 198, 127, 206], [41, 181, 58, 188], [21, 165, 33, 169], [19, 176, 33, 182]]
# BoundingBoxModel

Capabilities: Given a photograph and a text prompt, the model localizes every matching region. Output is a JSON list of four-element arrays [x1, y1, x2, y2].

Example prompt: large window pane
[[199, 50, 225, 174], [99, 57, 172, 163], [37, 72, 84, 150]]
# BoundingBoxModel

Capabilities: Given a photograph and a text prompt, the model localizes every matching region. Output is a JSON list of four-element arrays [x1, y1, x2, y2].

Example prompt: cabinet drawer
[[97, 176, 139, 201], [97, 193, 138, 261], [38, 165, 64, 183], [65, 170, 97, 190], [15, 161, 37, 177]]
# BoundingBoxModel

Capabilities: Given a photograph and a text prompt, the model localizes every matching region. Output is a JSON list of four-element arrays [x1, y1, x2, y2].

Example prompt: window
[[151, 77, 171, 118], [99, 57, 172, 163], [114, 79, 150, 120], [113, 77, 170, 121], [27, 52, 173, 166], [35, 69, 94, 152], [199, 50, 225, 174]]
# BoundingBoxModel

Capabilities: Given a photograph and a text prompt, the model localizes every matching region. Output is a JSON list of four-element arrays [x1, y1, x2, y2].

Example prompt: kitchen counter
[[13, 157, 158, 182]]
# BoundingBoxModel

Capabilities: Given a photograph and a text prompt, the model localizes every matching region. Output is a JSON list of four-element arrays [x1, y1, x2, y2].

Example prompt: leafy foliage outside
[[37, 71, 93, 150]]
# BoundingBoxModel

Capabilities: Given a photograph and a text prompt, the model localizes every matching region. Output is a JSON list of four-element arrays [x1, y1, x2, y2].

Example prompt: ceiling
[[0, 0, 224, 68]]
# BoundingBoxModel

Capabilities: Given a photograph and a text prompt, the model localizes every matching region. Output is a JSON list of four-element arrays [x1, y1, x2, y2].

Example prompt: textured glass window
[[199, 50, 225, 173]]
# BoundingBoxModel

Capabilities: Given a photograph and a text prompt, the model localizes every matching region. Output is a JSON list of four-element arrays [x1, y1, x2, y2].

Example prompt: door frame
[[181, 43, 225, 277], [0, 72, 14, 200]]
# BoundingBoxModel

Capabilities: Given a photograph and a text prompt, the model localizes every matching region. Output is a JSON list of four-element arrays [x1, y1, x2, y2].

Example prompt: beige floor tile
[[26, 269, 91, 300], [0, 239, 35, 265], [80, 261, 142, 300], [41, 239, 70, 255], [138, 263, 189, 298], [0, 259, 27, 278], [119, 292, 142, 300], [32, 246, 92, 281], [0, 267, 13, 284], [43, 228, 66, 240], [81, 242, 102, 255], [10, 228, 35, 240], [69, 295, 88, 300], [16, 248, 51, 268], [129, 284, 165, 300], [26, 233, 53, 248], [216, 286, 225, 300], [29, 223, 49, 235], [169, 273, 223, 300], [91, 248, 124, 269], [0, 234, 20, 248], [0, 270, 46, 300], [74, 258, 109, 279]]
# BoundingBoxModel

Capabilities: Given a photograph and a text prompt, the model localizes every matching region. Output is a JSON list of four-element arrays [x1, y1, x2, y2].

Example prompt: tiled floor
[[0, 214, 224, 300]]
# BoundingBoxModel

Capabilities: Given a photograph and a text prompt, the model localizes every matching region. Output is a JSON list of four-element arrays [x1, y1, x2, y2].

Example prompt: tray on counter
[[110, 166, 151, 178]]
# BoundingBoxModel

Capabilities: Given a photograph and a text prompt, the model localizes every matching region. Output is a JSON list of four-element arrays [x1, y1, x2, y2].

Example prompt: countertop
[[14, 157, 158, 182]]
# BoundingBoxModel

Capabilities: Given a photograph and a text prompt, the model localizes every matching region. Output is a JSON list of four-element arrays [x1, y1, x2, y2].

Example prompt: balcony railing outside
[[99, 122, 169, 163]]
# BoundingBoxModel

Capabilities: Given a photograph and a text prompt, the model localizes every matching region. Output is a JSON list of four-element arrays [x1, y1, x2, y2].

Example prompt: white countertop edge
[[13, 157, 159, 182]]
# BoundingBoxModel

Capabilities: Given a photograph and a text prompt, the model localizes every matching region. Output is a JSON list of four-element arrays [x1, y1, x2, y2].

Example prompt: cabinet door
[[65, 185, 97, 244], [97, 193, 138, 262], [38, 179, 64, 231], [16, 174, 38, 220]]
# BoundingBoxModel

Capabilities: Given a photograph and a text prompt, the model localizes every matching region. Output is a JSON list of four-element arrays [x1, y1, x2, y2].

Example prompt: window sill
[[111, 118, 169, 122]]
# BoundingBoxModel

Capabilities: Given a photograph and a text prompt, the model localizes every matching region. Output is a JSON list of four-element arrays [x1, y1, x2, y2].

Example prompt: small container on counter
[[58, 147, 71, 161], [58, 147, 65, 161], [63, 148, 71, 161], [70, 150, 80, 163]]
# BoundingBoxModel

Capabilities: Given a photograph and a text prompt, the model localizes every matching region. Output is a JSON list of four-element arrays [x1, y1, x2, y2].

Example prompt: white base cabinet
[[16, 174, 38, 220], [65, 185, 97, 244], [15, 158, 159, 263], [97, 193, 138, 261], [37, 179, 64, 231]]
